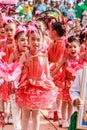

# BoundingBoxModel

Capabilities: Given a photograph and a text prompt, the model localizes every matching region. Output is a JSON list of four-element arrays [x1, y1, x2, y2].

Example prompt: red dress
[[0, 41, 16, 101], [48, 39, 66, 99], [16, 51, 58, 110], [61, 58, 83, 102], [48, 40, 65, 63]]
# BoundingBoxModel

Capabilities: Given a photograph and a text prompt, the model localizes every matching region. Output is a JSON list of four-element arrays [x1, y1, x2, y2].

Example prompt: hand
[[74, 98, 84, 110]]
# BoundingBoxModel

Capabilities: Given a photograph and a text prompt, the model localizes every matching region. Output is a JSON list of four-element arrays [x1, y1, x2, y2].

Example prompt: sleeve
[[69, 70, 82, 101]]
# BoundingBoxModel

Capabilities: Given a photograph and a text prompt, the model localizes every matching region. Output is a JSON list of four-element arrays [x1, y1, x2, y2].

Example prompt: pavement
[[0, 110, 68, 130]]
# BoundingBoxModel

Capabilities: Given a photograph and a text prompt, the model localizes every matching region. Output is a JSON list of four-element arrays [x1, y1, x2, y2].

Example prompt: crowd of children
[[0, 0, 87, 130]]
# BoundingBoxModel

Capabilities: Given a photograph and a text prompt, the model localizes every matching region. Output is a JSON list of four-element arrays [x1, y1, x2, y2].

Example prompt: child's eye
[[21, 38, 27, 42], [37, 38, 40, 42], [5, 29, 13, 32], [0, 26, 3, 28], [5, 29, 8, 32], [21, 39, 25, 42], [68, 46, 72, 49], [31, 37, 35, 41]]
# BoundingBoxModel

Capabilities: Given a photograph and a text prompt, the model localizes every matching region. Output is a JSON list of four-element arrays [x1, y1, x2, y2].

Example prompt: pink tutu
[[16, 81, 58, 110], [0, 61, 21, 101]]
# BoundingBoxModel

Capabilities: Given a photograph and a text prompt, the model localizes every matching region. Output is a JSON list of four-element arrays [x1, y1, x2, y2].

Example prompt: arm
[[70, 70, 84, 108], [51, 57, 67, 77]]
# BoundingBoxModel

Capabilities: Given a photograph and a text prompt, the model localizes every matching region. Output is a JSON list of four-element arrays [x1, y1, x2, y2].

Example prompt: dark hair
[[66, 35, 80, 47], [27, 23, 44, 42], [3, 18, 17, 28], [14, 31, 25, 40], [37, 18, 48, 29], [51, 22, 65, 37], [79, 29, 87, 44]]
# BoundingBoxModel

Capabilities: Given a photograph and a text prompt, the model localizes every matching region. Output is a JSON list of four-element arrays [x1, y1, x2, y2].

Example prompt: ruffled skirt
[[16, 82, 58, 110]]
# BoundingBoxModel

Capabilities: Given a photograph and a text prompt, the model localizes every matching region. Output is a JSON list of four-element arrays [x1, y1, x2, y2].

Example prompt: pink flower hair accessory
[[14, 25, 26, 39], [27, 22, 38, 35]]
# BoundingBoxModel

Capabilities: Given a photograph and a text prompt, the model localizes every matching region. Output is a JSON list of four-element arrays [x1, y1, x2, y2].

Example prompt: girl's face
[[67, 3, 73, 9], [29, 32, 42, 52], [28, 1, 33, 6], [16, 33, 28, 52], [0, 24, 5, 37], [56, 1, 61, 6], [39, 0, 44, 4], [5, 23, 16, 39], [37, 21, 47, 34], [67, 42, 80, 58]]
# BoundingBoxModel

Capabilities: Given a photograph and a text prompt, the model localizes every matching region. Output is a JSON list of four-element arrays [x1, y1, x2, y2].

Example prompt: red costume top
[[48, 39, 65, 63]]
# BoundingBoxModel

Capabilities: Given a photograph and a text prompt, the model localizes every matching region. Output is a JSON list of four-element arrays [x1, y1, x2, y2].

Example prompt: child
[[23, 0, 34, 22], [34, 0, 47, 14], [79, 28, 87, 62], [8, 26, 28, 130], [47, 21, 66, 121], [63, 1, 75, 21], [0, 18, 17, 125], [1, 18, 17, 62], [0, 25, 27, 129], [60, 36, 83, 128], [16, 23, 58, 130]]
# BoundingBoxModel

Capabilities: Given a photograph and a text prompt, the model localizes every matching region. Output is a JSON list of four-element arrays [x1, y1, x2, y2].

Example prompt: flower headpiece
[[14, 25, 26, 39], [27, 21, 39, 35]]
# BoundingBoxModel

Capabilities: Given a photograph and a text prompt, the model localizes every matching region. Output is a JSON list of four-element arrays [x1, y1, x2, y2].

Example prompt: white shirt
[[70, 69, 82, 101]]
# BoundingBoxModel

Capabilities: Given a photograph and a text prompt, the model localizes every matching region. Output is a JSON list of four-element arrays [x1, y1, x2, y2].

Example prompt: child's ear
[[53, 30, 57, 36], [15, 39, 18, 44]]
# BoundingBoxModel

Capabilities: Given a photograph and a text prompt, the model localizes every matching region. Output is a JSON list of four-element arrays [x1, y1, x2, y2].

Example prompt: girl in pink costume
[[61, 36, 83, 128], [0, 18, 17, 125], [16, 23, 58, 130], [0, 23, 6, 44], [8, 26, 28, 130], [79, 28, 87, 63], [0, 25, 27, 130], [0, 52, 22, 130], [0, 18, 17, 63]]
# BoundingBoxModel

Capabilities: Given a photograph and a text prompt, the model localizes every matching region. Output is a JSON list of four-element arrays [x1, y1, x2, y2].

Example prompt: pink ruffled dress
[[0, 54, 21, 101], [16, 51, 58, 110], [61, 58, 83, 102]]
